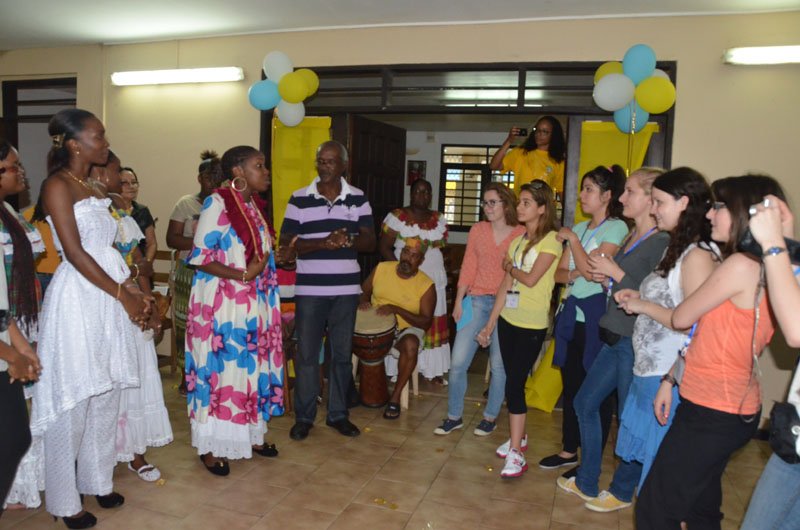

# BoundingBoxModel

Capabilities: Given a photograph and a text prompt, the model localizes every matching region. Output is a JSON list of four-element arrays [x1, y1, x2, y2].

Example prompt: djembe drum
[[352, 306, 396, 407]]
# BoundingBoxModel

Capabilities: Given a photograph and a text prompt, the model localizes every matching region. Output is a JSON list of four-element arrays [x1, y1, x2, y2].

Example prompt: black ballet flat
[[54, 511, 97, 529], [252, 443, 279, 458], [200, 455, 230, 476], [94, 492, 124, 509]]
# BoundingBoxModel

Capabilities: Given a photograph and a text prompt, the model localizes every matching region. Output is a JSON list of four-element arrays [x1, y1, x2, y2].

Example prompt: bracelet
[[660, 373, 678, 387], [763, 246, 787, 258], [115, 282, 122, 300], [242, 270, 248, 283], [131, 263, 140, 281]]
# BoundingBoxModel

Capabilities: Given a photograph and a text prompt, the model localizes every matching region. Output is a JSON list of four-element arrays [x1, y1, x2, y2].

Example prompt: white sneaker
[[495, 435, 528, 458], [500, 448, 528, 478]]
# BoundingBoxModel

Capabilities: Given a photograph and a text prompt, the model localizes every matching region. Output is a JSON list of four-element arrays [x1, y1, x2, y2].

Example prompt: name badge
[[505, 291, 520, 309]]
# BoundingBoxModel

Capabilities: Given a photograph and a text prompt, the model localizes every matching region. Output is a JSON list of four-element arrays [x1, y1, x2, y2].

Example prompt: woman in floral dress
[[379, 178, 450, 384], [185, 145, 284, 476]]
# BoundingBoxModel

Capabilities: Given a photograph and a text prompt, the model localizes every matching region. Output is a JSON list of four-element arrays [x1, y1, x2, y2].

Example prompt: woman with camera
[[740, 194, 800, 530], [636, 175, 785, 530], [490, 116, 566, 194]]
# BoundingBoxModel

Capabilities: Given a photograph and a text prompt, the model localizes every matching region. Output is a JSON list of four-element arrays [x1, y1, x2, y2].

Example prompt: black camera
[[738, 200, 800, 264], [516, 127, 528, 137]]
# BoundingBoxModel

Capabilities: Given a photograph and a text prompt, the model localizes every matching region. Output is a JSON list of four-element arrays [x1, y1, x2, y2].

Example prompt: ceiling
[[1, 0, 798, 51]]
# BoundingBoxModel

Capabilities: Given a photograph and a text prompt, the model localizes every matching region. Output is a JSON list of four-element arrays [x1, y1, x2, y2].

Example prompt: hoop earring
[[231, 176, 248, 193]]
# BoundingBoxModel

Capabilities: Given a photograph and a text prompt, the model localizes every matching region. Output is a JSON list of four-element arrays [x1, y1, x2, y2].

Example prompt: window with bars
[[439, 145, 514, 231]]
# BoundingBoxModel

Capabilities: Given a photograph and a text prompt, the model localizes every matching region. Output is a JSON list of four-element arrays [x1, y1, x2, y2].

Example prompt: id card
[[505, 291, 520, 309]]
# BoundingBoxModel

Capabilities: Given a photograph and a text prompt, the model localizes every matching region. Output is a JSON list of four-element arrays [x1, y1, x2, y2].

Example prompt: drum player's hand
[[358, 301, 372, 311], [375, 304, 396, 316]]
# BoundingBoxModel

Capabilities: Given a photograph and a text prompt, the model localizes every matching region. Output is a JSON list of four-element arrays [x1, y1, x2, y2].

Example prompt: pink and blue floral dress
[[185, 192, 284, 459]]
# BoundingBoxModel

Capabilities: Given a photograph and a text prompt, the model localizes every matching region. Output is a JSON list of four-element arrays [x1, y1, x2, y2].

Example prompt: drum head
[[355, 306, 396, 335]]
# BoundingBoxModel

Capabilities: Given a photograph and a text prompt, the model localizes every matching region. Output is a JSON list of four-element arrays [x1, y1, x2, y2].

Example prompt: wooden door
[[333, 114, 406, 278]]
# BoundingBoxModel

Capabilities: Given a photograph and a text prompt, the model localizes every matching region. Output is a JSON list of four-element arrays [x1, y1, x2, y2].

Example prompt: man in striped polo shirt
[[280, 140, 376, 441]]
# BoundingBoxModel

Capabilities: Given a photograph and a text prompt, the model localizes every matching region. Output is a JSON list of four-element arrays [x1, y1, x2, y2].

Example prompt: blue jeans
[[447, 295, 506, 421], [741, 453, 800, 530], [575, 336, 640, 499], [294, 295, 359, 424]]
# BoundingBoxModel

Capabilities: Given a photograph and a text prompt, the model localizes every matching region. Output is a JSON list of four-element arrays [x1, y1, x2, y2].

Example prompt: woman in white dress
[[379, 179, 450, 383], [31, 109, 148, 529], [91, 152, 173, 483]]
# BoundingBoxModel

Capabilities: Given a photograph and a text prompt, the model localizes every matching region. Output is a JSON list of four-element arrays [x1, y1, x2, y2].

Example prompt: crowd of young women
[[441, 152, 794, 528]]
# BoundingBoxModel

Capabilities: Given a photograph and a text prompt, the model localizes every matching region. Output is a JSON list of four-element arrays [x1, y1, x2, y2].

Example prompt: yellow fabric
[[574, 121, 660, 223], [370, 262, 433, 330], [501, 231, 562, 329], [525, 340, 562, 412], [22, 206, 60, 274], [502, 148, 565, 194], [271, 115, 332, 235]]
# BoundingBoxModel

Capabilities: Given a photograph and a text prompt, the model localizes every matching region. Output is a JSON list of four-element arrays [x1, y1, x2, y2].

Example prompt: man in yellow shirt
[[360, 238, 435, 419]]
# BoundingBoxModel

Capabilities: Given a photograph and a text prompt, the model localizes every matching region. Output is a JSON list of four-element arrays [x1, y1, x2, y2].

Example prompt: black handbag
[[768, 400, 800, 464]]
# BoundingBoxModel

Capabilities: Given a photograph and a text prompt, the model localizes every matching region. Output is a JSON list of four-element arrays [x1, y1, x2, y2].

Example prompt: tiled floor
[[0, 357, 771, 529]]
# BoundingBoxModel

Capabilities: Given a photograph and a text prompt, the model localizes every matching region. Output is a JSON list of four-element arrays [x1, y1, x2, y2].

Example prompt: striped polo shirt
[[281, 177, 373, 296]]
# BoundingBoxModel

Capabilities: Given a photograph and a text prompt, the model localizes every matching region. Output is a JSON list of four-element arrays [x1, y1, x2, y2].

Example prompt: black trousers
[[0, 372, 31, 505], [561, 323, 613, 453], [497, 317, 547, 415], [636, 398, 760, 530]]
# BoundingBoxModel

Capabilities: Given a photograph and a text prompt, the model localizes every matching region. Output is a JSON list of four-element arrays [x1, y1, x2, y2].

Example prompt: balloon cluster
[[592, 44, 676, 134], [247, 51, 320, 127]]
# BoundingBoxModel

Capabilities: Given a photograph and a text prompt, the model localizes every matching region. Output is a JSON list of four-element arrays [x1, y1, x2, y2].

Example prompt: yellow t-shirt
[[501, 231, 562, 329], [502, 148, 565, 194], [22, 207, 60, 274], [371, 261, 433, 330]]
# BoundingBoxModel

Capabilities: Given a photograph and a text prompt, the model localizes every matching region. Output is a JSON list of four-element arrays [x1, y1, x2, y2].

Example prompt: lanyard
[[579, 217, 608, 248], [678, 323, 698, 358], [510, 235, 531, 290], [607, 227, 657, 294]]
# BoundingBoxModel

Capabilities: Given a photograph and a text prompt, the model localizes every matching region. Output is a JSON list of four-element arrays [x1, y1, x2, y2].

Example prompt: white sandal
[[128, 462, 161, 482]]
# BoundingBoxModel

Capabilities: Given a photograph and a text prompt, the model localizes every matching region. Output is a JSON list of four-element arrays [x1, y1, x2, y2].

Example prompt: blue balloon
[[248, 80, 281, 111], [622, 44, 657, 86], [614, 102, 649, 133]]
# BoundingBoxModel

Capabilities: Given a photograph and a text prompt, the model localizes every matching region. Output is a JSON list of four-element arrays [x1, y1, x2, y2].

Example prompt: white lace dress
[[112, 212, 173, 461], [31, 197, 139, 435]]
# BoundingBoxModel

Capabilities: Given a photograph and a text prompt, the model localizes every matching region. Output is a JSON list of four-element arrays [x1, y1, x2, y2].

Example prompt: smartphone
[[516, 127, 528, 137]]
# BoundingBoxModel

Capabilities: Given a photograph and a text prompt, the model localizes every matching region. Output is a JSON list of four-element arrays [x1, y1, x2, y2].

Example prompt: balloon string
[[626, 102, 636, 176]]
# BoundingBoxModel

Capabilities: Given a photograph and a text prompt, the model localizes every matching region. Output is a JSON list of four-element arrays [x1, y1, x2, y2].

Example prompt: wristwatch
[[660, 373, 678, 387]]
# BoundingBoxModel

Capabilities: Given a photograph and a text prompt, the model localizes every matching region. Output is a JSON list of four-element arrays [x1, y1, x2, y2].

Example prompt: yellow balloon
[[634, 77, 676, 114], [278, 72, 308, 104], [594, 61, 623, 84], [295, 68, 320, 96]]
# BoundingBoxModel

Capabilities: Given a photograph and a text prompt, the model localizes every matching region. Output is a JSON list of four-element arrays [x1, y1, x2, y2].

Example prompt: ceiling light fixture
[[723, 45, 800, 65], [110, 67, 244, 86]]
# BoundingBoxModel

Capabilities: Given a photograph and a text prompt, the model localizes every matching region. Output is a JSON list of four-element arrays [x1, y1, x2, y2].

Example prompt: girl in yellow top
[[490, 116, 566, 194], [477, 180, 562, 478]]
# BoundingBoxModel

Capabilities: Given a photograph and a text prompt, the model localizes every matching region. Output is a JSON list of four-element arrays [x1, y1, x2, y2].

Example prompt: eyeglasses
[[526, 180, 546, 190], [0, 162, 22, 175], [121, 181, 139, 187], [481, 199, 504, 208], [710, 201, 727, 211], [533, 128, 552, 135]]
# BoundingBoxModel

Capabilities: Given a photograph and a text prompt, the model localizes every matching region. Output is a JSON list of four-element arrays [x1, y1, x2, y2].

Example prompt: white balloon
[[276, 100, 305, 127], [651, 69, 670, 80], [592, 73, 636, 112], [262, 51, 294, 81]]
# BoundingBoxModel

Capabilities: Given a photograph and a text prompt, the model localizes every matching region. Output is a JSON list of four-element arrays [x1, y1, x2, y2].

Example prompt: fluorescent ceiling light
[[110, 67, 244, 86], [723, 46, 800, 65]]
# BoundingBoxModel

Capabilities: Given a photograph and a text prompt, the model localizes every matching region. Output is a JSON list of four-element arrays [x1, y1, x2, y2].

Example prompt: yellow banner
[[575, 121, 660, 222], [271, 115, 332, 233]]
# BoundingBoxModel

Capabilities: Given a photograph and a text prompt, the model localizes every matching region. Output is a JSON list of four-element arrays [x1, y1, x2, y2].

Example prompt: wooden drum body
[[352, 307, 396, 407]]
